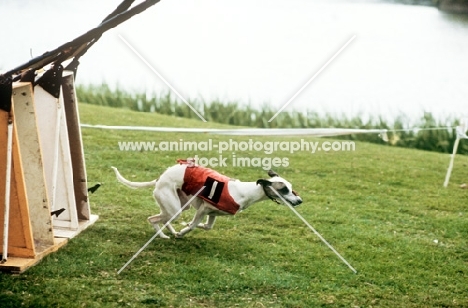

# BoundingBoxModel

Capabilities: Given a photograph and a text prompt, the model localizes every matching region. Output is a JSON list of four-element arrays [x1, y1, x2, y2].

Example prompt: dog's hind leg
[[147, 214, 171, 239], [150, 183, 185, 238], [147, 214, 178, 238]]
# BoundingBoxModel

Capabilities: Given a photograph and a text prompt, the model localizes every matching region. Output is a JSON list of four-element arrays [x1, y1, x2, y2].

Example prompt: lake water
[[1, 0, 468, 122]]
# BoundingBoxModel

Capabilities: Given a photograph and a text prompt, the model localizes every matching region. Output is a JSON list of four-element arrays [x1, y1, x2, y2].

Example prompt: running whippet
[[111, 159, 302, 238]]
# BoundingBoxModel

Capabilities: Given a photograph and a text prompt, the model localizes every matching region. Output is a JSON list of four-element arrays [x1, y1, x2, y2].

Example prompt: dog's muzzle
[[264, 186, 302, 207], [291, 190, 302, 207], [291, 196, 303, 207]]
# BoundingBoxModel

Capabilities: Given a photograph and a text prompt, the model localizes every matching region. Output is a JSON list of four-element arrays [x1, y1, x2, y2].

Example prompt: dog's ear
[[268, 170, 279, 177], [256, 179, 271, 186]]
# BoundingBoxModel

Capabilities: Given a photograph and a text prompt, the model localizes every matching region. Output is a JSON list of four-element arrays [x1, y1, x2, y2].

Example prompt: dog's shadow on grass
[[144, 234, 265, 262], [121, 228, 287, 269], [85, 216, 310, 276]]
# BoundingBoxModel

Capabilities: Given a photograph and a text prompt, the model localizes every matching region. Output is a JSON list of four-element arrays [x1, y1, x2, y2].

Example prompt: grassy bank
[[0, 103, 467, 307], [76, 84, 467, 155]]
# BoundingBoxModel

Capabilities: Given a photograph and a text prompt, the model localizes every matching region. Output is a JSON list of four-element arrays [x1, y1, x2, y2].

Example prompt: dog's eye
[[278, 186, 289, 194]]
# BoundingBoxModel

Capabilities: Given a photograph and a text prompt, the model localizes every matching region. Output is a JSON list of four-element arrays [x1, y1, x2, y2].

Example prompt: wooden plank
[[0, 238, 68, 274], [0, 109, 35, 258], [54, 214, 98, 239], [9, 83, 54, 247], [34, 85, 78, 231], [9, 113, 35, 257], [62, 72, 90, 221], [12, 127, 35, 254]]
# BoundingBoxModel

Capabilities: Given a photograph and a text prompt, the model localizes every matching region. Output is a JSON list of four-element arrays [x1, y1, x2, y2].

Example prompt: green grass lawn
[[1, 103, 467, 307]]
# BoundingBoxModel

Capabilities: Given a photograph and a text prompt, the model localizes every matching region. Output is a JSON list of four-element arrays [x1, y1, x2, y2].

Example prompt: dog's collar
[[268, 196, 282, 204], [260, 186, 282, 204]]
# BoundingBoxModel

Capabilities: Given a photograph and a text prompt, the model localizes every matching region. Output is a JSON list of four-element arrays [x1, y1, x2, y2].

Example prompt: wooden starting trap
[[0, 69, 98, 273], [0, 0, 161, 273]]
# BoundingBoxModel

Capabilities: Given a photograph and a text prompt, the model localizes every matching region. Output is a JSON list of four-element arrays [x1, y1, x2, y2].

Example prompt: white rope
[[270, 187, 357, 274], [81, 124, 387, 137], [80, 123, 456, 138]]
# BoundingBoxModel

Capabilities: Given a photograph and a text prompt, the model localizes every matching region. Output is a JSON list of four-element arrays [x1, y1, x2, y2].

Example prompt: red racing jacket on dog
[[179, 161, 240, 214]]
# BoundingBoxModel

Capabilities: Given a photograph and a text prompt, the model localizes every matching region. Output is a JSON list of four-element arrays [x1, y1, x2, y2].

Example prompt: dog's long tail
[[111, 166, 157, 189]]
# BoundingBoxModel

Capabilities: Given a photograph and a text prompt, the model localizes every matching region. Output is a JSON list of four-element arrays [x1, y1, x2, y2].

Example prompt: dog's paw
[[196, 223, 210, 230], [157, 232, 171, 239], [175, 232, 184, 239]]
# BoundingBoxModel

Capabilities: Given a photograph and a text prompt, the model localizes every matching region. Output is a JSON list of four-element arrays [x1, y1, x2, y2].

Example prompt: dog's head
[[256, 170, 303, 206]]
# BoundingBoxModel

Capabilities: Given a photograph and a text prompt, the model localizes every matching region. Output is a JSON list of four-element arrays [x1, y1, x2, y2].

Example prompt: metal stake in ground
[[117, 186, 205, 274], [271, 188, 357, 274]]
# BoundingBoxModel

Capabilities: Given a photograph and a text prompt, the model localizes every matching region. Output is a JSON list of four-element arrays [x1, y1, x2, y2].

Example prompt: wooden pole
[[2, 116, 13, 262], [444, 137, 460, 187]]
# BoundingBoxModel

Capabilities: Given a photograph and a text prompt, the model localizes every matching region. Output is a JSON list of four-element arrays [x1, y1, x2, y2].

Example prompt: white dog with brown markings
[[111, 159, 302, 238]]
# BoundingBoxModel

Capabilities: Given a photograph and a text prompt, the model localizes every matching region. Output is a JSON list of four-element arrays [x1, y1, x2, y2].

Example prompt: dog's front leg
[[197, 215, 217, 230], [176, 205, 208, 238], [165, 224, 178, 236]]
